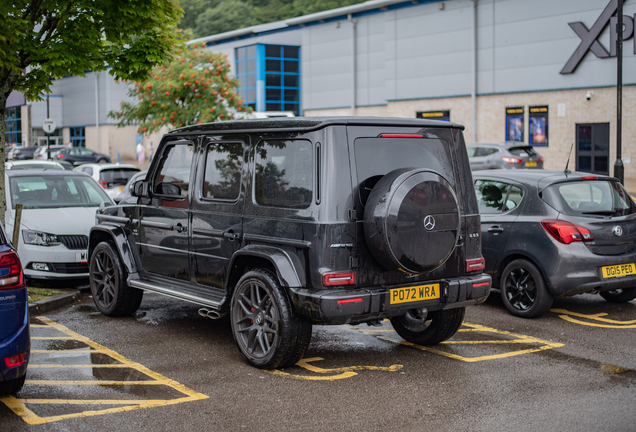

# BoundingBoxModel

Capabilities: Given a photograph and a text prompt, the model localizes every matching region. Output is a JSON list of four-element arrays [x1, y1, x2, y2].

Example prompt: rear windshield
[[9, 175, 111, 209], [354, 137, 454, 205], [542, 180, 636, 217], [508, 146, 537, 157], [99, 168, 140, 186]]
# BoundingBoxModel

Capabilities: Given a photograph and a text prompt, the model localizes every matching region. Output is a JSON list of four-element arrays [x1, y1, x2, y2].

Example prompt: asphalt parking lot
[[1, 290, 635, 431]]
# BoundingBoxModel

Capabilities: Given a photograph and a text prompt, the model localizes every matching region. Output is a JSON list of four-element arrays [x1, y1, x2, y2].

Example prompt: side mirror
[[156, 182, 181, 197], [131, 180, 149, 198]]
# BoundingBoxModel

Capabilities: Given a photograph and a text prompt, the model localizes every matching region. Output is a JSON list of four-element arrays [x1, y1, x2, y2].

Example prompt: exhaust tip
[[198, 308, 221, 319]]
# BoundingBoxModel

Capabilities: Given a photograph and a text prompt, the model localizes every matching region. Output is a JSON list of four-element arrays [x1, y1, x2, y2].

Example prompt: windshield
[[508, 146, 537, 157], [542, 180, 636, 217], [10, 175, 112, 209], [99, 168, 140, 186]]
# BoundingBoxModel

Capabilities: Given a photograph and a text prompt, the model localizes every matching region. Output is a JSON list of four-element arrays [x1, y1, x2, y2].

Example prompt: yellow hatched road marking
[[1, 316, 208, 425], [268, 357, 402, 380], [551, 308, 636, 328], [352, 322, 563, 362]]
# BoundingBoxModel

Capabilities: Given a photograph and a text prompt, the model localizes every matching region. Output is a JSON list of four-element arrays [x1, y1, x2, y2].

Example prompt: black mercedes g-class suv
[[88, 117, 490, 369]]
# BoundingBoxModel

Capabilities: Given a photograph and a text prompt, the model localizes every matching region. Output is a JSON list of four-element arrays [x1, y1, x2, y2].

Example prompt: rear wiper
[[582, 210, 617, 216]]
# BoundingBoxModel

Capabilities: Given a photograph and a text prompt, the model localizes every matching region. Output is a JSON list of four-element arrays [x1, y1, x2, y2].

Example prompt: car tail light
[[501, 156, 523, 164], [322, 271, 357, 287], [337, 297, 363, 304], [56, 154, 64, 159], [466, 257, 485, 273], [541, 219, 594, 244], [581, 175, 597, 181], [539, 157, 544, 162], [98, 181, 109, 189], [380, 134, 424, 138], [5, 352, 27, 368], [0, 250, 24, 290]]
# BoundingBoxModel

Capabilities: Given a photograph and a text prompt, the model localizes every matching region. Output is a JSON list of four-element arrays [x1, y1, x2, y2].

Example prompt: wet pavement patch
[[0, 316, 208, 425]]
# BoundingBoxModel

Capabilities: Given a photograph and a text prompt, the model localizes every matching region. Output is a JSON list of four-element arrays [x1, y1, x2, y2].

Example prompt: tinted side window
[[203, 142, 243, 201], [475, 180, 509, 214], [254, 139, 312, 208], [153, 143, 194, 198]]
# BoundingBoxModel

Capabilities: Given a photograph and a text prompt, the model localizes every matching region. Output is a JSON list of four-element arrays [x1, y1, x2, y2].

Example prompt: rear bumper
[[0, 300, 30, 382], [288, 274, 491, 325]]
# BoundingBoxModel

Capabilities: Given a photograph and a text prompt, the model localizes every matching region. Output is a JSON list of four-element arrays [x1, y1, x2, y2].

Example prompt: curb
[[29, 289, 81, 315]]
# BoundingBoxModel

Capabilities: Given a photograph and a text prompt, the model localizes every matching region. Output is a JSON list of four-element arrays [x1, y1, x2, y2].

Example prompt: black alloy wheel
[[90, 242, 143, 317], [600, 287, 636, 303], [500, 259, 553, 318], [390, 307, 465, 345], [230, 269, 304, 369]]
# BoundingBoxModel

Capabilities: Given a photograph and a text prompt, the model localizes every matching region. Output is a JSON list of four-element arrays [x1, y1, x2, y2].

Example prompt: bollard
[[117, 153, 120, 164], [12, 204, 23, 253]]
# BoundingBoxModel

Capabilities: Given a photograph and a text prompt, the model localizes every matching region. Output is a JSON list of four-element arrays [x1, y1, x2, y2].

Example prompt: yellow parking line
[[551, 308, 636, 326], [1, 316, 209, 425], [268, 357, 402, 380]]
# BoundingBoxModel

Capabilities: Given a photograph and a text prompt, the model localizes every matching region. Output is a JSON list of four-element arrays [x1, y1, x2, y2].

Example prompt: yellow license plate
[[601, 263, 636, 278], [525, 161, 537, 167], [390, 284, 440, 304]]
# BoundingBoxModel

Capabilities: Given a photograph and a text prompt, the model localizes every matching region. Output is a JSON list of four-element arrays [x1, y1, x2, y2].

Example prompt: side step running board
[[130, 280, 224, 310]]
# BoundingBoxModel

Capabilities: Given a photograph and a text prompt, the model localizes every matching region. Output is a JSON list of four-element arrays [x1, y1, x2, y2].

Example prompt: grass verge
[[27, 287, 63, 303]]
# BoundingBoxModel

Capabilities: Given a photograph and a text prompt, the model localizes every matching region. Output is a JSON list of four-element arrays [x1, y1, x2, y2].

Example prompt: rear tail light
[[380, 134, 424, 138], [466, 257, 485, 273], [322, 271, 357, 287], [0, 250, 24, 290], [5, 352, 27, 368], [501, 156, 523, 164], [98, 181, 109, 189], [539, 157, 544, 162], [541, 219, 594, 244], [56, 154, 64, 159], [581, 175, 597, 181]]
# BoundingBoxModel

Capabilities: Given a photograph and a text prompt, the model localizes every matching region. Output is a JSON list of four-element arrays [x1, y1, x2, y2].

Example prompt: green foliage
[[184, 0, 365, 38], [109, 44, 250, 134]]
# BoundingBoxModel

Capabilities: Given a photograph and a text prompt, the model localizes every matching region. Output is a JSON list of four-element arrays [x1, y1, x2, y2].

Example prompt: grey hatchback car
[[468, 142, 544, 170], [475, 169, 636, 318]]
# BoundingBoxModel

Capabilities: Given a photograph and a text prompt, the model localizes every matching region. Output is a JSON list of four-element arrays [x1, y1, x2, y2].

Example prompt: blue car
[[0, 223, 29, 396]]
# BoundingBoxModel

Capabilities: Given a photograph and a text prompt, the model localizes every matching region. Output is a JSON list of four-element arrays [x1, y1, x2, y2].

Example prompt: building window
[[416, 110, 450, 121], [529, 106, 549, 146], [236, 45, 257, 113], [505, 107, 524, 142], [236, 44, 301, 115], [70, 127, 85, 147], [4, 107, 22, 145]]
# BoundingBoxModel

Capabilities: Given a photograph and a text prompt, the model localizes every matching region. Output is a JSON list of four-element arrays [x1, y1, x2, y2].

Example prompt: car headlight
[[22, 230, 61, 246]]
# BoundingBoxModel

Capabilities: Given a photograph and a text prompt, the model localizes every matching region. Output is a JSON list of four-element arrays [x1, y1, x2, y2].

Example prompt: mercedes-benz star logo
[[613, 226, 623, 237], [424, 215, 436, 231]]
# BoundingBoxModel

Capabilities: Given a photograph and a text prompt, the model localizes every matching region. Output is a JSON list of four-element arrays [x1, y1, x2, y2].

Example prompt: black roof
[[170, 116, 465, 135], [472, 169, 618, 190]]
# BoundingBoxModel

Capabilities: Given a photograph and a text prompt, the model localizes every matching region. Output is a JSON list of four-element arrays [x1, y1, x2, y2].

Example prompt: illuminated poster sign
[[561, 0, 634, 74], [505, 107, 524, 142], [529, 106, 549, 146]]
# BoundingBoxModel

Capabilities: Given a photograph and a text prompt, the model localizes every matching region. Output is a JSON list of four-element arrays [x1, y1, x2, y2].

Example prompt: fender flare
[[228, 244, 305, 289], [88, 225, 139, 276]]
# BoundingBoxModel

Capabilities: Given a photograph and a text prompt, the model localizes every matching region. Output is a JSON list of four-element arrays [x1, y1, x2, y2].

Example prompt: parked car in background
[[8, 146, 39, 161], [74, 164, 141, 201], [468, 142, 544, 170], [33, 145, 67, 160], [5, 170, 114, 283], [114, 170, 147, 204], [6, 160, 65, 171], [53, 147, 110, 165], [0, 221, 29, 396], [474, 169, 636, 318]]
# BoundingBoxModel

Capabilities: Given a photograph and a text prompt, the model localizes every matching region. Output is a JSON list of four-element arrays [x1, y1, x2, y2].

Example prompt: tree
[[0, 0, 183, 224], [194, 2, 258, 38], [109, 43, 249, 134]]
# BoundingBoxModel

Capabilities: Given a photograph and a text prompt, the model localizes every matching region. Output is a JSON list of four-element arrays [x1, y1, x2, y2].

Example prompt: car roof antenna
[[564, 142, 574, 174]]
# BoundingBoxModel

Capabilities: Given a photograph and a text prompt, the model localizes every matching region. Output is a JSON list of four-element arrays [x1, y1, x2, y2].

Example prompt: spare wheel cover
[[363, 168, 460, 274]]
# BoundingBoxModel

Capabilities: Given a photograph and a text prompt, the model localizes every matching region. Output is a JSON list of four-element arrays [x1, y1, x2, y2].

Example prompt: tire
[[280, 319, 312, 368], [391, 307, 465, 345], [0, 374, 26, 396], [230, 269, 305, 369], [90, 241, 143, 317], [600, 288, 636, 303], [363, 168, 460, 274], [500, 259, 553, 318]]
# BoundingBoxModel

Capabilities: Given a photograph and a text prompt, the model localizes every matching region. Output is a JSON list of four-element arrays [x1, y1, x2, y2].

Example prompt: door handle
[[488, 226, 504, 233], [223, 231, 239, 240], [175, 223, 187, 233]]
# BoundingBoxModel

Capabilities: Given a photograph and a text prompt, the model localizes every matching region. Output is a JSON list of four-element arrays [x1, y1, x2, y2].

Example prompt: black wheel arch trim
[[495, 251, 551, 292], [228, 244, 305, 289], [88, 225, 139, 276]]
